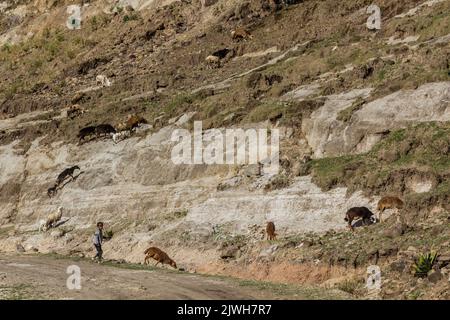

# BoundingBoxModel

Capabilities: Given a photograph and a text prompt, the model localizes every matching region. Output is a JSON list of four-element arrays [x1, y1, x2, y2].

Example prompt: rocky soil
[[0, 0, 449, 299]]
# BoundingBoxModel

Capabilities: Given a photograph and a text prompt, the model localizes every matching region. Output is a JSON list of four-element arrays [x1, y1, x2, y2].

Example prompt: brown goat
[[116, 114, 148, 132], [144, 247, 177, 269], [266, 221, 277, 240], [377, 196, 404, 222], [126, 114, 147, 131], [78, 126, 96, 143], [344, 207, 375, 231], [67, 104, 85, 119], [231, 27, 252, 41]]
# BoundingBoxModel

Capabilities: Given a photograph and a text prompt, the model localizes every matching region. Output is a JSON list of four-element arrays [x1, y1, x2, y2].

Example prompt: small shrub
[[104, 230, 114, 240], [336, 279, 361, 295], [166, 209, 188, 221], [264, 174, 292, 191], [414, 252, 437, 278], [2, 43, 11, 53], [123, 13, 139, 23], [336, 97, 366, 122]]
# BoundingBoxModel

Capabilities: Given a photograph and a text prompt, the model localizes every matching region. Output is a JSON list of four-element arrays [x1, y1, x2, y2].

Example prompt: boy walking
[[93, 222, 104, 263]]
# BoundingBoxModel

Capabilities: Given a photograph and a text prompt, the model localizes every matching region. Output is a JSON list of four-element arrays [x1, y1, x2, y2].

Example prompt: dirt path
[[0, 254, 348, 300]]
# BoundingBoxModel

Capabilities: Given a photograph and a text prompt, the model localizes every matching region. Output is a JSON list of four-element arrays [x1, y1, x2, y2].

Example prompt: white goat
[[96, 75, 112, 87], [205, 55, 220, 68], [112, 130, 131, 143], [40, 207, 63, 232]]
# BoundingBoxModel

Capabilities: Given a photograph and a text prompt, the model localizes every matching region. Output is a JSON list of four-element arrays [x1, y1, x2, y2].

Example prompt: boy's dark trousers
[[94, 244, 103, 260]]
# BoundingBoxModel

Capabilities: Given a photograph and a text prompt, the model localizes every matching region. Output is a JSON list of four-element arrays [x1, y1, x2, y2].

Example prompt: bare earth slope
[[0, 0, 449, 299], [0, 253, 349, 299]]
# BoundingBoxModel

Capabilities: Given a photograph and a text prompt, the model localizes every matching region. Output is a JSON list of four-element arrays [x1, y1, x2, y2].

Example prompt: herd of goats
[[45, 113, 148, 198], [37, 93, 406, 267], [77, 113, 148, 144]]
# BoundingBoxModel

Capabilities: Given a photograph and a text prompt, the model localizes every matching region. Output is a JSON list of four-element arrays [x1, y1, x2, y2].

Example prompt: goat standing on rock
[[144, 247, 177, 269], [344, 207, 376, 231], [39, 207, 63, 232], [78, 126, 96, 143], [377, 196, 404, 222], [266, 221, 277, 240], [95, 124, 116, 138], [56, 166, 80, 186]]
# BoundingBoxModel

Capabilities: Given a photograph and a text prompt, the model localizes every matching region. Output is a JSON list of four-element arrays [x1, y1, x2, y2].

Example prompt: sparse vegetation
[[414, 252, 438, 278], [336, 279, 362, 295], [104, 229, 114, 240], [166, 209, 188, 221], [264, 174, 292, 191], [123, 13, 140, 23], [336, 97, 366, 122], [311, 122, 450, 198], [0, 0, 449, 300]]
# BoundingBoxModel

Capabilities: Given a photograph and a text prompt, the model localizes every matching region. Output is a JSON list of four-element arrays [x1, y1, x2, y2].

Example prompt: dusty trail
[[0, 254, 347, 300]]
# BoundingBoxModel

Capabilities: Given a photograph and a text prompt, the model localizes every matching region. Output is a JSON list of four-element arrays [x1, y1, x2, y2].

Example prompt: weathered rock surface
[[302, 82, 450, 158]]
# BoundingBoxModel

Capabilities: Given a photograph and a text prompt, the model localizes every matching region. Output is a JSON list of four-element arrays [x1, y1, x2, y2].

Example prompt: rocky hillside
[[0, 0, 449, 299]]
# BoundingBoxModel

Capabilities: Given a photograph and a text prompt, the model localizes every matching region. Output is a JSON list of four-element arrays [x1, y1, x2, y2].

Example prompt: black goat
[[56, 166, 80, 186], [95, 124, 116, 137], [78, 126, 96, 143], [344, 207, 376, 231]]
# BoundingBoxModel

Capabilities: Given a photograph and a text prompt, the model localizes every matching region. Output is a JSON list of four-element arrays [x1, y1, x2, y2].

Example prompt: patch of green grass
[[336, 279, 362, 295], [2, 42, 12, 53], [242, 99, 324, 125], [311, 155, 359, 190], [243, 101, 285, 123], [0, 284, 33, 300], [123, 13, 140, 23], [414, 251, 438, 278], [336, 97, 366, 122], [164, 93, 196, 117], [407, 290, 422, 300], [237, 279, 350, 300], [311, 122, 450, 193], [165, 209, 188, 221], [104, 229, 114, 239]]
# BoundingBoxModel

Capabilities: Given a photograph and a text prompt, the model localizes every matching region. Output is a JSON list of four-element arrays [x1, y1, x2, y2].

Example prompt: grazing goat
[[67, 104, 85, 119], [40, 207, 63, 231], [206, 48, 234, 68], [212, 48, 232, 59], [115, 121, 128, 132], [344, 207, 375, 231], [95, 124, 116, 137], [126, 114, 148, 131], [231, 27, 252, 41], [205, 55, 220, 68], [115, 114, 148, 137], [266, 221, 276, 240], [377, 196, 404, 222], [56, 166, 80, 186], [78, 126, 96, 143], [96, 75, 111, 87], [112, 130, 131, 143], [144, 247, 177, 269]]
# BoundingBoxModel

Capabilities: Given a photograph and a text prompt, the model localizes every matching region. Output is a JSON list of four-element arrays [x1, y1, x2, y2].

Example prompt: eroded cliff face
[[0, 0, 449, 298], [302, 82, 450, 158], [0, 116, 378, 261], [0, 77, 448, 279]]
